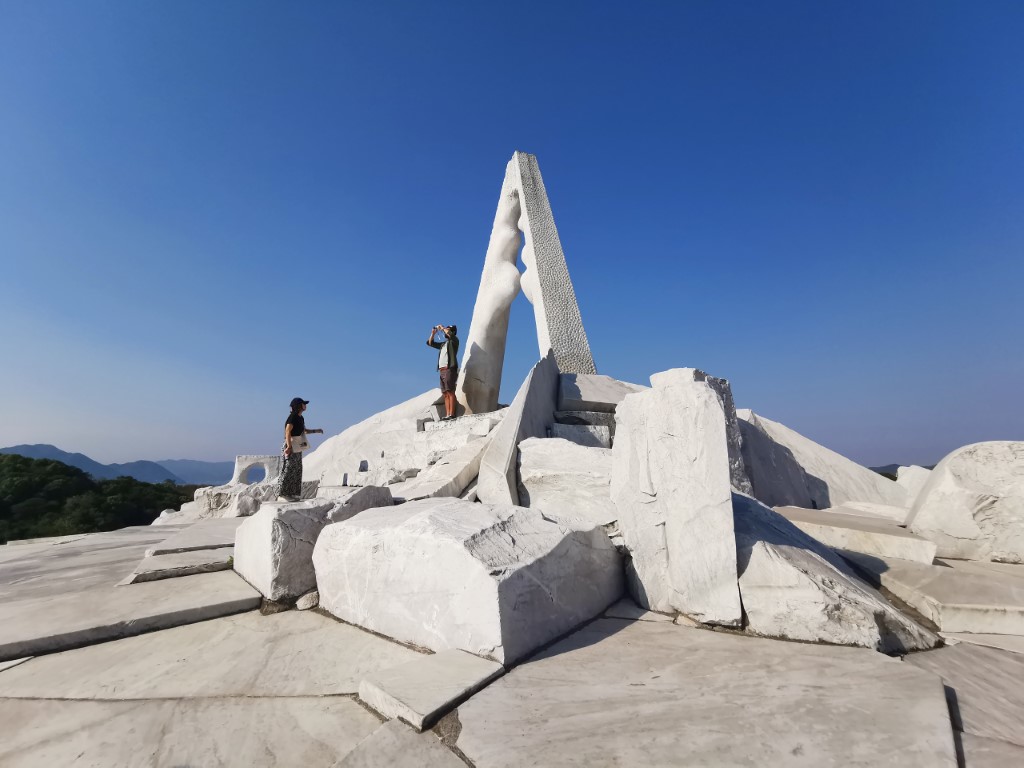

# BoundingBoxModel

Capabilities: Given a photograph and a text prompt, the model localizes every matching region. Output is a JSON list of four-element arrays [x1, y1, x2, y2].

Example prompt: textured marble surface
[[517, 437, 615, 527], [776, 505, 937, 563], [0, 696, 380, 767], [905, 643, 1024, 748], [0, 525, 187, 602], [0, 611, 419, 699], [735, 494, 938, 651], [907, 441, 1024, 563], [455, 618, 956, 767], [958, 733, 1024, 768], [314, 498, 622, 664], [843, 552, 1024, 634], [611, 369, 742, 624]]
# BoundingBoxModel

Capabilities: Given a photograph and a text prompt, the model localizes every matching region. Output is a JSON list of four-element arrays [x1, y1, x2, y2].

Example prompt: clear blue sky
[[1, 1, 1021, 467]]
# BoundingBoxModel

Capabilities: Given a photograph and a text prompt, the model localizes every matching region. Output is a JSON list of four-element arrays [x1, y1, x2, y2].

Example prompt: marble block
[[897, 464, 933, 502], [313, 498, 623, 664], [558, 373, 646, 413], [842, 552, 1024, 634], [611, 368, 742, 625], [775, 506, 937, 563], [325, 486, 393, 523], [734, 494, 938, 651], [738, 409, 909, 510], [358, 649, 504, 730], [233, 499, 337, 602], [476, 351, 558, 506], [394, 437, 489, 502], [906, 441, 1024, 563], [517, 437, 615, 527]]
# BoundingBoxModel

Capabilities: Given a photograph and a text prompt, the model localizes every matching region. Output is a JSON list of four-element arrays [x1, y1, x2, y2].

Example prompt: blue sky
[[1, 1, 1021, 467]]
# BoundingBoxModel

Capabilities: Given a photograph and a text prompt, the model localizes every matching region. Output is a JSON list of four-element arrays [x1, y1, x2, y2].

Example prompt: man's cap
[[290, 397, 309, 408], [448, 324, 457, 335]]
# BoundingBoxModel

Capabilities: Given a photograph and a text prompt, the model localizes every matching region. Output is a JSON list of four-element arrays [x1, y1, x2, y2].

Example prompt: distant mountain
[[155, 459, 234, 486], [0, 444, 183, 484]]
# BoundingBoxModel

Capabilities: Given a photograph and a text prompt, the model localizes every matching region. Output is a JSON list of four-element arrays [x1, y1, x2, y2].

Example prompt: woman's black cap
[[290, 397, 309, 408]]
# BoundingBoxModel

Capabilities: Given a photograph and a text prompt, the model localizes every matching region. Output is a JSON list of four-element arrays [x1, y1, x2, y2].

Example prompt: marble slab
[[0, 525, 188, 602], [119, 548, 234, 584], [941, 632, 1024, 655], [959, 734, 1024, 768], [905, 643, 1024, 748], [842, 552, 1024, 634], [0, 570, 260, 661], [455, 618, 956, 767], [776, 506, 937, 563], [358, 650, 503, 731], [146, 517, 245, 556], [0, 611, 419, 699], [0, 696, 379, 767]]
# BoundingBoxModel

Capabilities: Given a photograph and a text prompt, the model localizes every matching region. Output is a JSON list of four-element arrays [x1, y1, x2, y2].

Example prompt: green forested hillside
[[0, 454, 199, 543]]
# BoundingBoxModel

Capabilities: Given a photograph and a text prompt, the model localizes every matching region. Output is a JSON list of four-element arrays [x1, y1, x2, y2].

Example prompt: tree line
[[0, 453, 200, 544]]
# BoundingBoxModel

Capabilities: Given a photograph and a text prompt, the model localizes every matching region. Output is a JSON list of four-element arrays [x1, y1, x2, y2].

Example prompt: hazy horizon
[[2, 2, 1022, 468]]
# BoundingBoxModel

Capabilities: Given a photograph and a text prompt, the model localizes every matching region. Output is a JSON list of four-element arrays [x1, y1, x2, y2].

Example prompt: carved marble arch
[[230, 454, 282, 485], [456, 152, 596, 415]]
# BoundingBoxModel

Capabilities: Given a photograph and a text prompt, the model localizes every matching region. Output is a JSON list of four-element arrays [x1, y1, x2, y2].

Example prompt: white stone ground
[[0, 526, 1015, 767]]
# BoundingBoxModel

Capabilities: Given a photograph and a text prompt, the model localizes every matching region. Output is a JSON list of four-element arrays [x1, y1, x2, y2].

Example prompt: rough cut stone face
[[611, 368, 742, 626], [733, 493, 938, 652], [477, 352, 559, 506], [558, 373, 647, 414], [517, 437, 615, 527], [906, 441, 1024, 563], [694, 370, 752, 495], [233, 500, 339, 602], [313, 498, 623, 664], [737, 409, 909, 510], [325, 486, 393, 523], [550, 423, 611, 448]]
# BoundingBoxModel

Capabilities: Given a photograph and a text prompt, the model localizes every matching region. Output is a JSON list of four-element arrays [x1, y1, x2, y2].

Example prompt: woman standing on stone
[[276, 397, 324, 502]]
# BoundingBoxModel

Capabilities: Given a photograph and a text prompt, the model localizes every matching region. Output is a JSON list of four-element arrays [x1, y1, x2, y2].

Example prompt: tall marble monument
[[457, 152, 596, 415]]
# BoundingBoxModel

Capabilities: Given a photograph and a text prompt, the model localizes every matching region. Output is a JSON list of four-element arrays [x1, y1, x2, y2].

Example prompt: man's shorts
[[439, 367, 458, 393]]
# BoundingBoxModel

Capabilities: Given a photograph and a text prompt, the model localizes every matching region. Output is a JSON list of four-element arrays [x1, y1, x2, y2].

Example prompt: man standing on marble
[[427, 324, 461, 420]]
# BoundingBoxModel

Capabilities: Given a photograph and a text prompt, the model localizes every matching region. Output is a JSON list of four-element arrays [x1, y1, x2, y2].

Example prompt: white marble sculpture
[[457, 152, 596, 415]]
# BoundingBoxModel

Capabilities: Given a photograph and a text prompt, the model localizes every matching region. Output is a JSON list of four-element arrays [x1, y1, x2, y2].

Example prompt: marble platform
[[453, 619, 956, 767]]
